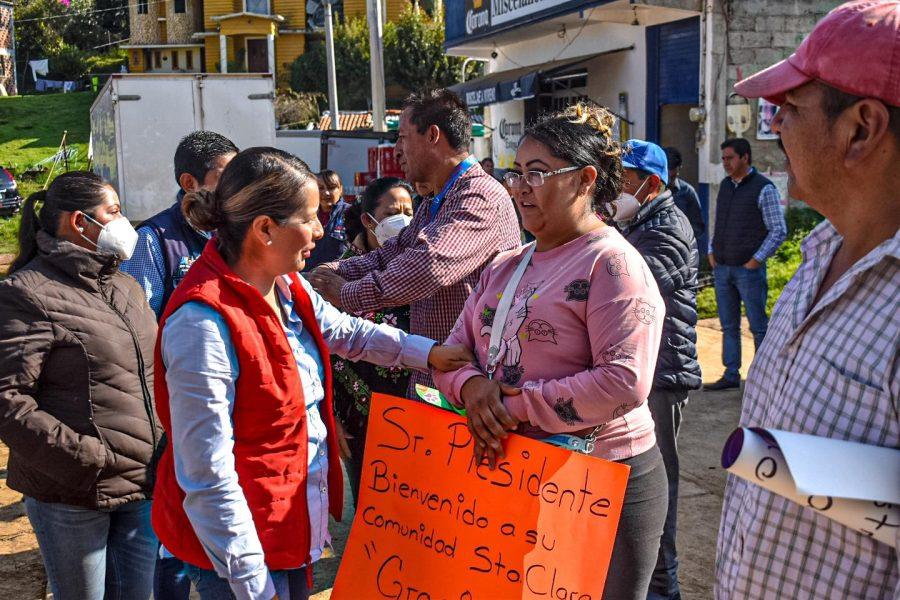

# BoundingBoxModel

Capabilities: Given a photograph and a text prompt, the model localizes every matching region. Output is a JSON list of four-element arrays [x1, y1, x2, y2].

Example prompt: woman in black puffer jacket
[[0, 172, 159, 600]]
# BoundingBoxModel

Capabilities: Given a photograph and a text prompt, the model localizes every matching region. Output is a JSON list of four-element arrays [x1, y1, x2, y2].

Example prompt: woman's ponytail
[[10, 191, 47, 274]]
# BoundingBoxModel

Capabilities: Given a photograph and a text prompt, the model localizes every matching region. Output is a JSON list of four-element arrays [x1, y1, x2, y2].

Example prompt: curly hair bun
[[564, 103, 620, 151], [182, 188, 224, 231]]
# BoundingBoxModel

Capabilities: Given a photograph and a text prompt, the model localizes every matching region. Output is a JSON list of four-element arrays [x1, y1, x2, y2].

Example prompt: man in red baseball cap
[[716, 1, 899, 598]]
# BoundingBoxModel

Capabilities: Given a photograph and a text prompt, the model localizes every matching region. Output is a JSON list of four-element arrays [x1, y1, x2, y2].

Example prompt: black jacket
[[619, 191, 702, 391], [0, 232, 160, 509], [669, 177, 705, 244]]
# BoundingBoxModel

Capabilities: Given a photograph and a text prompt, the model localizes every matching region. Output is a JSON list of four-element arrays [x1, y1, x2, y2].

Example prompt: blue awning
[[450, 53, 622, 109], [450, 65, 539, 108]]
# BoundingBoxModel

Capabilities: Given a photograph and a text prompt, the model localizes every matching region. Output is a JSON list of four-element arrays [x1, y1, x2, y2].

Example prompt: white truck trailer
[[90, 73, 276, 222], [275, 129, 398, 200]]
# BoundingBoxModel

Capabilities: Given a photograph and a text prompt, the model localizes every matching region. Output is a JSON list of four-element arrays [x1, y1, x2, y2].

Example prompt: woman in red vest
[[151, 147, 472, 600]]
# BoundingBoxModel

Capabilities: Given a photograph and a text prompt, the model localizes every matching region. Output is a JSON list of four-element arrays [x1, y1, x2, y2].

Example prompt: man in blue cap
[[612, 139, 702, 600]]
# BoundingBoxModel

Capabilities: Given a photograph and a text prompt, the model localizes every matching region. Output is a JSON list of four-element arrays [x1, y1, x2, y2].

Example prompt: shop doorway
[[646, 16, 700, 188]]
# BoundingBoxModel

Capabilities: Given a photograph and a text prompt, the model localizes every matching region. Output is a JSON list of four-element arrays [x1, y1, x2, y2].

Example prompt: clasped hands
[[460, 376, 521, 470]]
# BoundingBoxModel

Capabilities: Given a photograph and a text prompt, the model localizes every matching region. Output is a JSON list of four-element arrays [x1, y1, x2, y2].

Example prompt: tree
[[290, 17, 372, 111], [14, 0, 131, 81], [290, 9, 480, 111], [14, 0, 67, 66], [384, 9, 479, 95], [274, 89, 323, 129]]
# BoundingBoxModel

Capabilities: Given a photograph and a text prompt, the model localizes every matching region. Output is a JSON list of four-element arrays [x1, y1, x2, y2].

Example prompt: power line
[[16, 0, 165, 23], [550, 5, 598, 63], [93, 37, 130, 49]]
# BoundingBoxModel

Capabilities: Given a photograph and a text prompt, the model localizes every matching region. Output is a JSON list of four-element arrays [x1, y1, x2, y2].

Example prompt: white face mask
[[81, 214, 139, 260], [368, 213, 411, 246], [608, 177, 650, 223]]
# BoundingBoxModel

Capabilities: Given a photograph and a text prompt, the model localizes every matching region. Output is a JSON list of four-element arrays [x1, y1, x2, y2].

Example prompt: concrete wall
[[583, 29, 648, 140], [0, 4, 11, 49], [276, 33, 306, 76], [274, 0, 305, 28], [485, 4, 700, 144], [723, 0, 842, 174], [343, 0, 407, 22], [0, 55, 14, 96], [205, 0, 241, 30], [128, 49, 146, 72], [205, 37, 221, 72]]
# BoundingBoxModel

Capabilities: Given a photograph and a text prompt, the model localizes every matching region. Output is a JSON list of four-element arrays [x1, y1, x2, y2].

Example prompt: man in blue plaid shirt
[[706, 137, 786, 391], [121, 131, 237, 319]]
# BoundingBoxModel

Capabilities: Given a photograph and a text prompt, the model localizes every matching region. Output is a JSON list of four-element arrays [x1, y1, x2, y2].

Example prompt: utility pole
[[324, 0, 340, 130], [367, 0, 386, 132]]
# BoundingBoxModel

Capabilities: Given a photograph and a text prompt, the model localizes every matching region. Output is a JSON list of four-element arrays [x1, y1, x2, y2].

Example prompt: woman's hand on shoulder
[[427, 344, 475, 372]]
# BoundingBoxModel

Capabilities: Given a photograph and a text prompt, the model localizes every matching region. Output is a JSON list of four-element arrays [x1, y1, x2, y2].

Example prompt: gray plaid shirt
[[716, 221, 899, 599]]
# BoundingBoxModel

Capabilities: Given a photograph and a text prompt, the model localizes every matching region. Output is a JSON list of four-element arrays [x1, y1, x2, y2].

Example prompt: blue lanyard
[[428, 156, 478, 223]]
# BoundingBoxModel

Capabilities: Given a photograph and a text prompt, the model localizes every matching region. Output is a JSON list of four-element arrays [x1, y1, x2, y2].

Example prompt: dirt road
[[0, 319, 752, 599]]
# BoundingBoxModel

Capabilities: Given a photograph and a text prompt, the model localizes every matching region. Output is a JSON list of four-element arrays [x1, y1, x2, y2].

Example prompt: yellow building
[[123, 0, 414, 83]]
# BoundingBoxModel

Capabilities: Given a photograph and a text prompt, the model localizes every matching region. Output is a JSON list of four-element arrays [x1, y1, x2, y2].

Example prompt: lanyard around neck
[[485, 242, 537, 380], [428, 156, 478, 223]]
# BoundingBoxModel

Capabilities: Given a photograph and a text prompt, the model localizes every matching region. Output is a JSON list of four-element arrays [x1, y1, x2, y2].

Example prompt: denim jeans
[[154, 554, 192, 600], [713, 263, 769, 382], [24, 497, 157, 600], [646, 389, 688, 600], [184, 564, 309, 600]]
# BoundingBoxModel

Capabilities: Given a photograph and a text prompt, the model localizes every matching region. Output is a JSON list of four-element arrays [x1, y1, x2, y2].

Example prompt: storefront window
[[548, 95, 589, 112]]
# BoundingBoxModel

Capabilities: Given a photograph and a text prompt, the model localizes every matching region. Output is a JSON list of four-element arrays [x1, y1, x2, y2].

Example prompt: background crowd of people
[[0, 2, 897, 599]]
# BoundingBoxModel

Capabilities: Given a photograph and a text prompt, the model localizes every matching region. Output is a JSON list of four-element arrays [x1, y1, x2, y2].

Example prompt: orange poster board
[[332, 394, 631, 600]]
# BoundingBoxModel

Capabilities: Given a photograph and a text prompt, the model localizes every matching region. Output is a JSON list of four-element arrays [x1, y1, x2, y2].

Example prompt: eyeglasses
[[503, 166, 581, 188]]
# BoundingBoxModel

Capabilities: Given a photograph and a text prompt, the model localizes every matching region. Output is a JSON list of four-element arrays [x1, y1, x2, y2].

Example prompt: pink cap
[[735, 0, 900, 107]]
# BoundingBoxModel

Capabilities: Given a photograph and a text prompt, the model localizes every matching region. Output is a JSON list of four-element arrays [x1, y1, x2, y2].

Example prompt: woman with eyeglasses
[[433, 104, 668, 599]]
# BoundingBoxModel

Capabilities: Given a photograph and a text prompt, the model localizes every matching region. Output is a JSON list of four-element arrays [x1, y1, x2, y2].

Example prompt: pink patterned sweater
[[433, 225, 665, 460]]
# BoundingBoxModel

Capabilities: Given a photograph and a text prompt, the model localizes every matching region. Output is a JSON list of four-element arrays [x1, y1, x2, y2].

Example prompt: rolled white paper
[[722, 427, 899, 547]]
